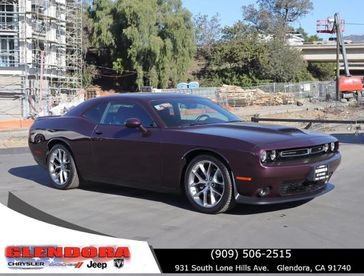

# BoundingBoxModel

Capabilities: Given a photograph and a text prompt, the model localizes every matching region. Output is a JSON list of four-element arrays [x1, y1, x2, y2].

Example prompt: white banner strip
[[0, 203, 161, 273]]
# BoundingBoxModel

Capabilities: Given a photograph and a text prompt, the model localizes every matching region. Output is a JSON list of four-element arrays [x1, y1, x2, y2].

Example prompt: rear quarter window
[[82, 102, 108, 123]]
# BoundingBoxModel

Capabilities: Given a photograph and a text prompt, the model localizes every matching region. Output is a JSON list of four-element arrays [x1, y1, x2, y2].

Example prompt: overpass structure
[[295, 43, 364, 74]]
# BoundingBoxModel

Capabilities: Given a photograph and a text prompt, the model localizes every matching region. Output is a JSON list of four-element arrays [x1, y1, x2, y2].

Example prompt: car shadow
[[331, 133, 364, 145], [8, 165, 193, 211], [82, 182, 311, 215], [81, 181, 193, 211], [227, 199, 311, 215], [9, 165, 311, 215], [8, 165, 51, 187]]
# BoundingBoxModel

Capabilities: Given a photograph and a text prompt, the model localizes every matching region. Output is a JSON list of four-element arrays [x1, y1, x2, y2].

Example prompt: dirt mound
[[218, 84, 295, 107]]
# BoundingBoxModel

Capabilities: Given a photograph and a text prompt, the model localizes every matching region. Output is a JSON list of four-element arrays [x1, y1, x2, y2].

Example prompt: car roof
[[66, 93, 205, 116], [97, 93, 203, 101]]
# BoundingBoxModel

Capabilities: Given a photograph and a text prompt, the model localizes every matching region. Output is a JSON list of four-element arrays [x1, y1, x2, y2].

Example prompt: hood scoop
[[277, 127, 304, 134], [219, 123, 305, 135]]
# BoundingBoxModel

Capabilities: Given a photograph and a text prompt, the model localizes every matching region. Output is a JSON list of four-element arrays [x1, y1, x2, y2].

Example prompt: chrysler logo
[[114, 258, 124, 269]]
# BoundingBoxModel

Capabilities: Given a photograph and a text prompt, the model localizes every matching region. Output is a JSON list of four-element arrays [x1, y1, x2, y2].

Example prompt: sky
[[182, 0, 364, 37]]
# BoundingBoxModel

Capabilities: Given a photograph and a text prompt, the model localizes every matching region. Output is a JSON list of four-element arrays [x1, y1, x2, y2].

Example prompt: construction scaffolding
[[0, 0, 82, 118]]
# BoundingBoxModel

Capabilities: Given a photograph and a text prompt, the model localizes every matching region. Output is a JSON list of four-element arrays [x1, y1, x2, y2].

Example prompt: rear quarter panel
[[29, 116, 97, 180]]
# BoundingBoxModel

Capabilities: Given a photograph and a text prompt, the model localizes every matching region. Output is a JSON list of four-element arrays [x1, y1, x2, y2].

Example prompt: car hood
[[180, 122, 336, 150]]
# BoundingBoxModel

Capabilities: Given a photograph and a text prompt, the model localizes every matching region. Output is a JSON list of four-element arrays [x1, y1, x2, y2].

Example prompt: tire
[[47, 144, 79, 190], [184, 155, 235, 214]]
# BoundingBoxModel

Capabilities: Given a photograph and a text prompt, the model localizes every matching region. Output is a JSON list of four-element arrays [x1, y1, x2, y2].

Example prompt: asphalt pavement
[[0, 133, 363, 248]]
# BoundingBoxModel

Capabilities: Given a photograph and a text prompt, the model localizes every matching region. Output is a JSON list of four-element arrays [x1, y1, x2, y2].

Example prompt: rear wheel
[[47, 144, 79, 189], [184, 155, 234, 214]]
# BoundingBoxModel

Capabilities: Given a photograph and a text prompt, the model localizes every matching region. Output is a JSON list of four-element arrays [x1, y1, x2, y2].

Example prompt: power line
[[89, 64, 137, 74], [94, 72, 137, 78]]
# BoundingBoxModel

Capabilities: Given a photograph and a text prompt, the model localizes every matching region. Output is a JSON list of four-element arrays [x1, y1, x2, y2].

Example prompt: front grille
[[280, 180, 326, 196], [279, 145, 326, 160]]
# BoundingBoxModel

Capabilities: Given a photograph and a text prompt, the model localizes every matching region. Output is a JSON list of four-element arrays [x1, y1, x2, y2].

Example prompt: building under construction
[[0, 0, 82, 119]]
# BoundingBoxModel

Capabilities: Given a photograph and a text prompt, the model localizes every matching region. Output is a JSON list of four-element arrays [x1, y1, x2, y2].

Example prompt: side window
[[82, 101, 108, 123], [153, 102, 180, 127], [101, 101, 155, 127], [178, 103, 227, 121]]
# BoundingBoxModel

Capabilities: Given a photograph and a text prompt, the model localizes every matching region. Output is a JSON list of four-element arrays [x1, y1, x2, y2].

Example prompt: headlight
[[323, 144, 329, 152], [270, 150, 277, 161], [261, 150, 278, 163], [260, 150, 267, 163], [330, 142, 335, 151]]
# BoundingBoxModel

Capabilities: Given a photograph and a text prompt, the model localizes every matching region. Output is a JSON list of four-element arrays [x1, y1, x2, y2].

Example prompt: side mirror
[[125, 118, 142, 129], [125, 118, 148, 135]]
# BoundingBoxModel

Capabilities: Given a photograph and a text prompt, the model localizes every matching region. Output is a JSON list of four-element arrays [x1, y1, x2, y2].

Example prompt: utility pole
[[335, 13, 340, 101], [318, 13, 353, 102]]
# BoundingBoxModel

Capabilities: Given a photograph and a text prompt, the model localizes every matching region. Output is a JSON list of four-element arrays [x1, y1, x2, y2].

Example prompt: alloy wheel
[[49, 148, 71, 186], [187, 160, 225, 208]]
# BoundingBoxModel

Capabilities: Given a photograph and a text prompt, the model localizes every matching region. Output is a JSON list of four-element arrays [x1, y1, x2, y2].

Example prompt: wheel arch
[[180, 148, 234, 191], [47, 138, 73, 155], [47, 139, 78, 170]]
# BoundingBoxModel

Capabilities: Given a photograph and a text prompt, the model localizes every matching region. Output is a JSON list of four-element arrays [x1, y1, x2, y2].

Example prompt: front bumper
[[235, 183, 334, 205], [233, 152, 341, 204]]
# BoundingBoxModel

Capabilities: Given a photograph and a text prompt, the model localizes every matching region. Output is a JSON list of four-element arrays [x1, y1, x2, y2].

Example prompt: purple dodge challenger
[[29, 94, 341, 214]]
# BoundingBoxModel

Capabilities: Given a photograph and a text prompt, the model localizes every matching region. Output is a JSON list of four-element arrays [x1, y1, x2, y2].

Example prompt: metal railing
[[251, 116, 364, 125]]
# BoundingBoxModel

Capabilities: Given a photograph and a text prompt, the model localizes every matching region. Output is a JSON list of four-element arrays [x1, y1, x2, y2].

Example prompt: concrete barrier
[[0, 119, 33, 130]]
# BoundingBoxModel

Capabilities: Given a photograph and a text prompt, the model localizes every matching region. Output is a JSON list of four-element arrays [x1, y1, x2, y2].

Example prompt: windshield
[[151, 97, 241, 128]]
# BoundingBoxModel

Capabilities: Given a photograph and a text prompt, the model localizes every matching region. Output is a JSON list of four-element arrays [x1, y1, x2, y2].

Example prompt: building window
[[0, 3, 16, 31], [0, 35, 18, 67]]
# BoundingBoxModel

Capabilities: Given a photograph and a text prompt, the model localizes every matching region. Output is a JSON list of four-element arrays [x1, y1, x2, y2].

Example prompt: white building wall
[[1, 0, 81, 118], [17, 0, 67, 70]]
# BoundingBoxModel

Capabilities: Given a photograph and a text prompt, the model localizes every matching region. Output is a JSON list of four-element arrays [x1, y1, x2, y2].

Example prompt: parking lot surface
[[0, 133, 363, 248]]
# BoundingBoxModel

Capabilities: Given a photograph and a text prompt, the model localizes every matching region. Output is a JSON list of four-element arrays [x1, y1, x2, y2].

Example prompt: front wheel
[[184, 155, 234, 214], [47, 144, 79, 189]]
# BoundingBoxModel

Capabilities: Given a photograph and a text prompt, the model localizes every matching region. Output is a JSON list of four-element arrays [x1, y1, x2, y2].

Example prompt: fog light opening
[[257, 187, 271, 197]]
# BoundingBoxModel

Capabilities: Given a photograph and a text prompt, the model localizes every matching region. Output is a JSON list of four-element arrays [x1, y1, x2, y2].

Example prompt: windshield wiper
[[189, 120, 242, 126], [189, 122, 209, 126]]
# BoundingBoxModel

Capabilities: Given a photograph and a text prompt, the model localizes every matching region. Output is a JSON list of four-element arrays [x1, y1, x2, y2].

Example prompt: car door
[[91, 99, 163, 189]]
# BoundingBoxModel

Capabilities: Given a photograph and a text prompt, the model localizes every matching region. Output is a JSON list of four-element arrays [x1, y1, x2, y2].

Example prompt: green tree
[[296, 27, 321, 43], [221, 21, 255, 41], [258, 39, 312, 82], [237, 1, 314, 83], [87, 0, 195, 90], [89, 0, 115, 50], [82, 3, 97, 87], [197, 20, 312, 86], [82, 64, 97, 88], [307, 62, 336, 81], [198, 22, 266, 87], [156, 0, 196, 88], [243, 0, 313, 35], [194, 13, 221, 56]]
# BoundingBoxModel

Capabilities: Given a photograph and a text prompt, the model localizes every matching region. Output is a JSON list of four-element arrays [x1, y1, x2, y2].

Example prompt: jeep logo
[[86, 260, 107, 269]]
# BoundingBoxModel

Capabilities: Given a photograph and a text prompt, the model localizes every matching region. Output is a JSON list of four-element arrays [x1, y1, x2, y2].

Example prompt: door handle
[[95, 130, 103, 135]]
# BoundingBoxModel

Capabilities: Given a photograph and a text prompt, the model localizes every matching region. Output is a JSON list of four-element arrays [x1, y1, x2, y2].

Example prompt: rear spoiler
[[35, 115, 62, 121]]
